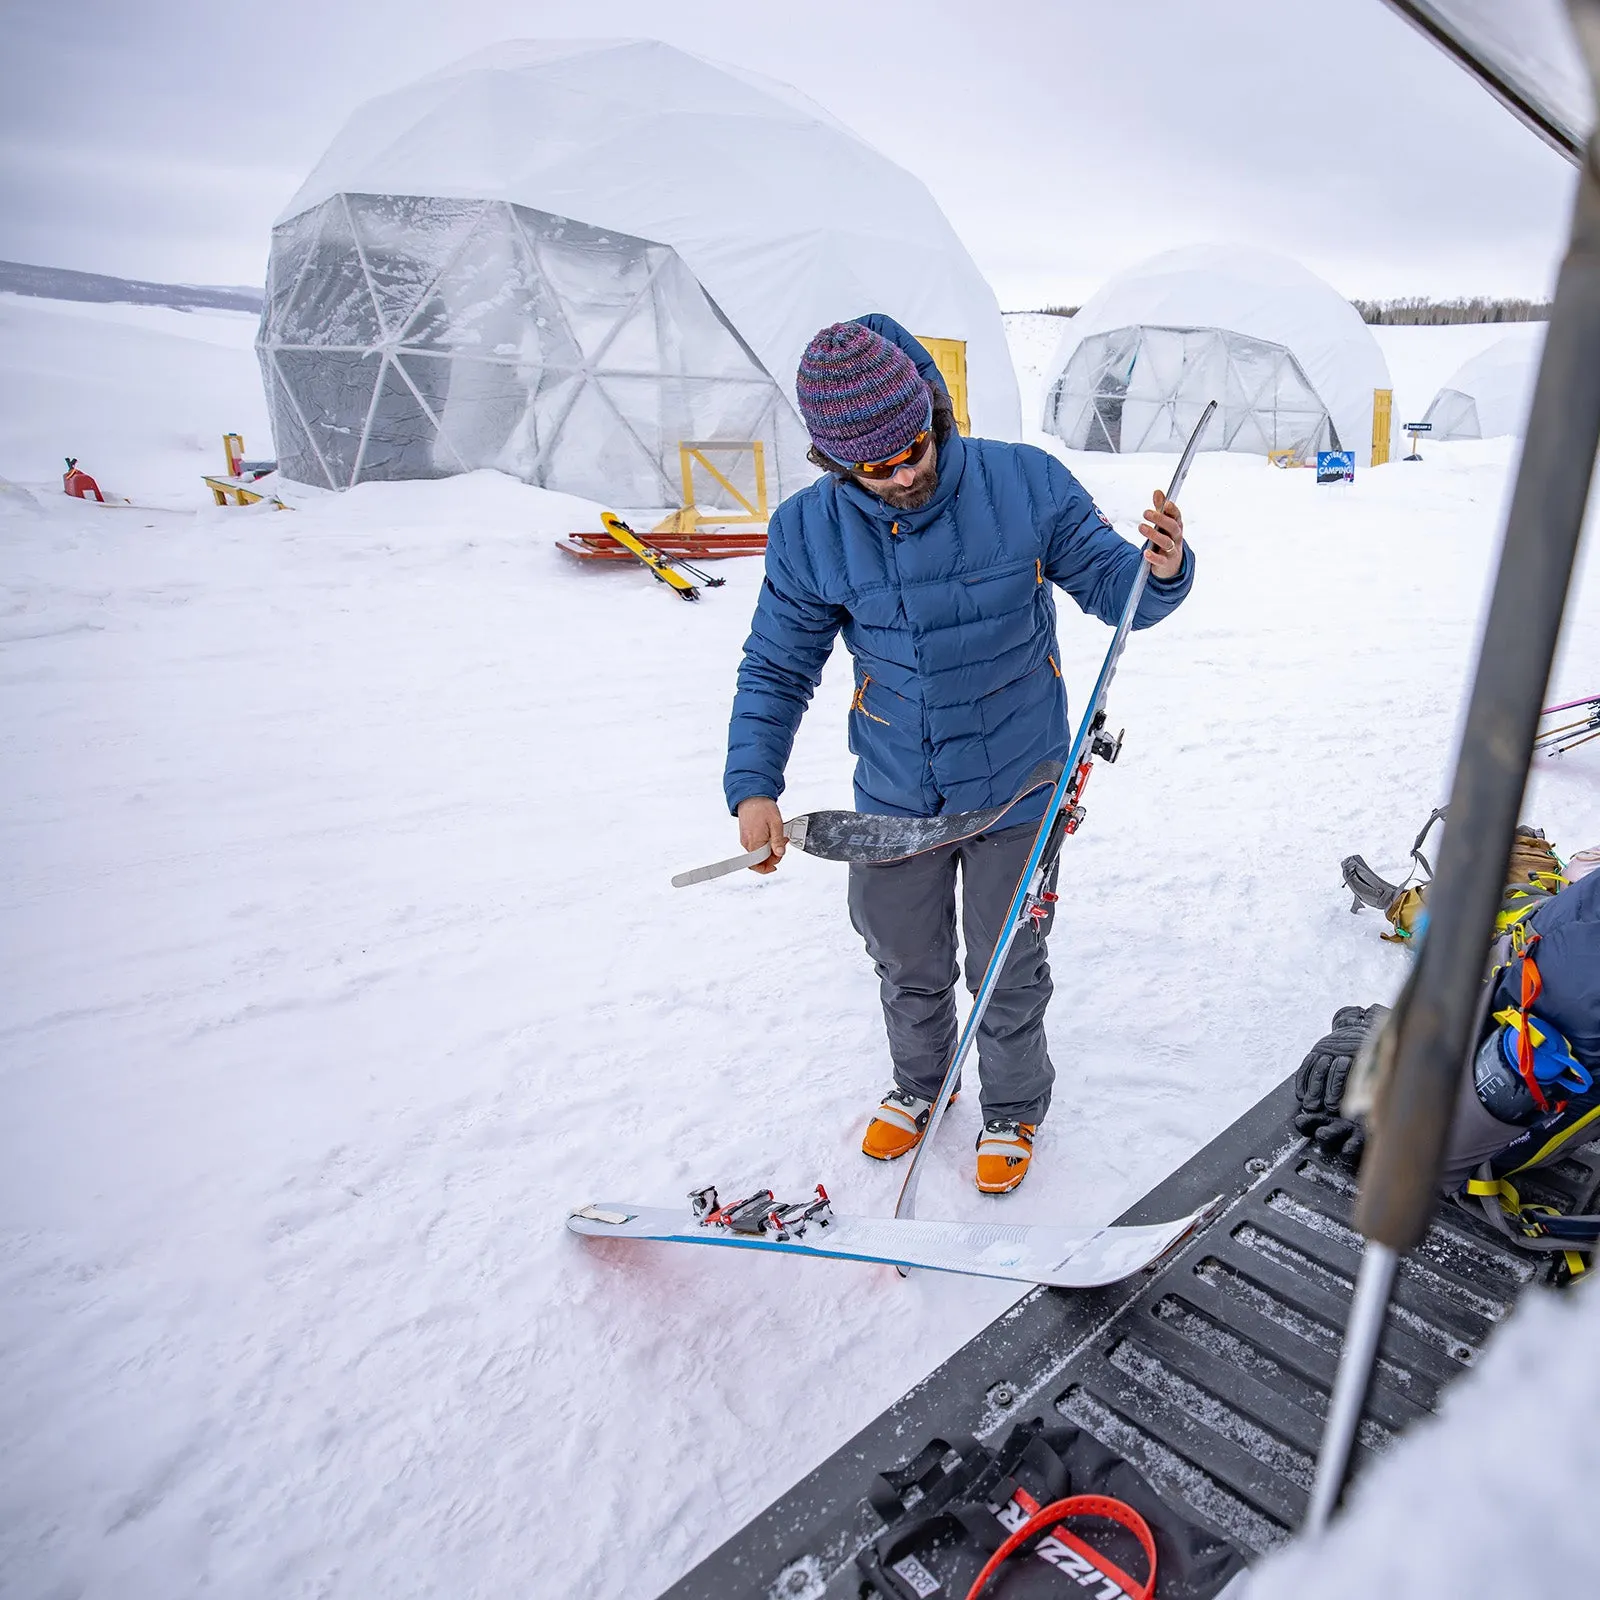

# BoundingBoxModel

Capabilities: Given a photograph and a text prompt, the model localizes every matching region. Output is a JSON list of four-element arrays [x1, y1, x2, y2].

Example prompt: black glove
[[1293, 1004, 1391, 1162]]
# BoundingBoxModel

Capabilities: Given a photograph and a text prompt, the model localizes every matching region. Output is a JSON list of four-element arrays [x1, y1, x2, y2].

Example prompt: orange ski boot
[[861, 1087, 956, 1162], [975, 1119, 1035, 1193]]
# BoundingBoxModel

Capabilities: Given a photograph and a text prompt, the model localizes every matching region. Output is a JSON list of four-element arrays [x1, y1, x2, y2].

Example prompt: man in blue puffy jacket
[[724, 316, 1194, 1193]]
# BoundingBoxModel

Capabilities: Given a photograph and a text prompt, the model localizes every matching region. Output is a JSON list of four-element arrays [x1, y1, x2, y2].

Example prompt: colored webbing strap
[[1497, 875, 1566, 934], [1465, 1118, 1600, 1252], [964, 1492, 1156, 1600], [1510, 938, 1551, 1112], [1466, 1175, 1555, 1237], [1408, 805, 1448, 882]]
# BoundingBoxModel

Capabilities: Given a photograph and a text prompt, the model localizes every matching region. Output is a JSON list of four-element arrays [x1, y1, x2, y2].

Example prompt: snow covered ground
[[0, 292, 270, 505], [2, 296, 1597, 1599]]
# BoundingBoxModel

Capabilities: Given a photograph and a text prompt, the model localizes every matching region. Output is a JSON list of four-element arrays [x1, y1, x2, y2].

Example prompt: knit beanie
[[796, 322, 932, 467]]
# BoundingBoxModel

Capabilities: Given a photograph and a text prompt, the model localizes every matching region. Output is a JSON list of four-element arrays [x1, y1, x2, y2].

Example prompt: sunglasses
[[847, 429, 934, 480]]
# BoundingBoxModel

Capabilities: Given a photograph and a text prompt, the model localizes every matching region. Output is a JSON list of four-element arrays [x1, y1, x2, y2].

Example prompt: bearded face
[[857, 436, 940, 511]]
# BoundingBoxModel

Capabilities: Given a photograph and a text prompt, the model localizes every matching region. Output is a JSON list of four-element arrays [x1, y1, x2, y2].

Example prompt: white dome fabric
[[263, 39, 1019, 500], [1041, 245, 1394, 465], [1422, 325, 1546, 440]]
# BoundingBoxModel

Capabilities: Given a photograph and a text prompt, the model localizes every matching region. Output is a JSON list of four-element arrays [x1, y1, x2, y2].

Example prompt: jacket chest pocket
[[959, 560, 1040, 618], [948, 559, 1044, 652]]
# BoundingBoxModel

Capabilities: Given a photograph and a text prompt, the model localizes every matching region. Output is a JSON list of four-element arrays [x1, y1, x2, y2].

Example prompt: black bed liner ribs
[[663, 1074, 1600, 1599]]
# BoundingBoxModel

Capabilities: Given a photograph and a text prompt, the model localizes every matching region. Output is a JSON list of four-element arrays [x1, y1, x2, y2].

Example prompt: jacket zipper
[[851, 675, 891, 725]]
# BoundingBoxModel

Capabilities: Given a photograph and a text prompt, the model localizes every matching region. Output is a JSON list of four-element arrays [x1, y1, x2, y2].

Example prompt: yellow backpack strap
[[1463, 1103, 1600, 1258], [1466, 1171, 1565, 1243]]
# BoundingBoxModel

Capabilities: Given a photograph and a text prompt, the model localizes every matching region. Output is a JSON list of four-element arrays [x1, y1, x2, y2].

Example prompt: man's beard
[[871, 459, 939, 511]]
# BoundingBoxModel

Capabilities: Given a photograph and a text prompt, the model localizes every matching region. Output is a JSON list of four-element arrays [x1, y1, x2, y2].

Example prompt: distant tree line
[[1350, 296, 1550, 325], [1024, 296, 1549, 324]]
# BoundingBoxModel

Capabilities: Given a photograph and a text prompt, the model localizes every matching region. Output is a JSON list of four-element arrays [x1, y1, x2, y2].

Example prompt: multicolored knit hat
[[796, 322, 932, 467]]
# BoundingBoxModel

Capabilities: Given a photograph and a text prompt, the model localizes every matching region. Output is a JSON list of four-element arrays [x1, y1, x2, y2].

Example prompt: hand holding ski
[[1140, 489, 1185, 579], [736, 797, 787, 874], [671, 762, 1066, 887]]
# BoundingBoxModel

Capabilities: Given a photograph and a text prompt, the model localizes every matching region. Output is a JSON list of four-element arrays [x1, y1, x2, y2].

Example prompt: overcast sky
[[0, 0, 1579, 307]]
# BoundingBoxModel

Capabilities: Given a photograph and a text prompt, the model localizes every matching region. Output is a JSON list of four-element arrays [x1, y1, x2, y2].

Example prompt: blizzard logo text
[[994, 1496, 1131, 1598]]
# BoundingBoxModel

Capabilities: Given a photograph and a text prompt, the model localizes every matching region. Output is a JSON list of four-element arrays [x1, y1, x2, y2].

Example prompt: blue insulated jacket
[[724, 316, 1195, 823]]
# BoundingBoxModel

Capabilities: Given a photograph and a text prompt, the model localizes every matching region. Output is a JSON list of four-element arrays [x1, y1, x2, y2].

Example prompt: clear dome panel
[[261, 205, 327, 346], [259, 196, 808, 504], [352, 355, 456, 481], [274, 200, 382, 348], [1047, 328, 1140, 451], [401, 205, 580, 371], [346, 194, 488, 338], [522, 214, 664, 363], [397, 351, 532, 476], [273, 347, 383, 485], [538, 378, 673, 504], [259, 348, 331, 488], [1422, 388, 1483, 440], [1044, 323, 1334, 463]]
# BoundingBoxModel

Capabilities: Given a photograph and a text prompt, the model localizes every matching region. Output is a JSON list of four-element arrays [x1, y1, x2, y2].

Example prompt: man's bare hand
[[737, 796, 787, 874], [1140, 489, 1185, 581]]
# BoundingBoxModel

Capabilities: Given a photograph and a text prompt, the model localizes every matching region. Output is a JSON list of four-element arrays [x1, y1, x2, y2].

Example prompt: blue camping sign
[[1317, 450, 1356, 484]]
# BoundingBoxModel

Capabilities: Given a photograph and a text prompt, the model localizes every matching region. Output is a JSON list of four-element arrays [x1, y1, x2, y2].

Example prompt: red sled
[[63, 458, 106, 502], [557, 529, 768, 562]]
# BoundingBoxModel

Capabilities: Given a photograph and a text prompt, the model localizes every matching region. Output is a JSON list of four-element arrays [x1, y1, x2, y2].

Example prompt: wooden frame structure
[[559, 439, 771, 562]]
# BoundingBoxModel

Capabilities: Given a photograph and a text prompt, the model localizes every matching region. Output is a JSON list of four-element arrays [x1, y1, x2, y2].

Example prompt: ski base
[[567, 1192, 1216, 1289]]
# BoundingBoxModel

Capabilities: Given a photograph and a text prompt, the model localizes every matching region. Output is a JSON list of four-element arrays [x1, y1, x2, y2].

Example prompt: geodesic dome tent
[[1421, 324, 1547, 440], [1041, 245, 1395, 464], [258, 39, 1020, 505]]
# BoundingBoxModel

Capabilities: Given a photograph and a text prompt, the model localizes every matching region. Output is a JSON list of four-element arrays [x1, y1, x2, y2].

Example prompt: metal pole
[[1303, 1245, 1396, 1533], [1305, 68, 1600, 1522]]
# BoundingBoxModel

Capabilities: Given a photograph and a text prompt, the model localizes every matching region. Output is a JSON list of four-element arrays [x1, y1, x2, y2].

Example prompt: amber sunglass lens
[[856, 430, 932, 479]]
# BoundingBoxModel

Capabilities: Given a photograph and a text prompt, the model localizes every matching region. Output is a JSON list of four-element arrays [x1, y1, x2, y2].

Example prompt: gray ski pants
[[847, 818, 1057, 1125]]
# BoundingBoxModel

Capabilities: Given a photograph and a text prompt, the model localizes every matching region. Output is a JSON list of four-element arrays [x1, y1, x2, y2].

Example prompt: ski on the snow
[[567, 1183, 1218, 1289], [1536, 692, 1600, 757], [602, 511, 726, 601], [895, 400, 1218, 1227], [671, 759, 1065, 887]]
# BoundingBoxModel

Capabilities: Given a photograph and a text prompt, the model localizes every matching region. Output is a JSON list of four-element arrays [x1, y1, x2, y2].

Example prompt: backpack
[[1341, 809, 1567, 945], [857, 1418, 1245, 1600], [1460, 871, 1600, 1270]]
